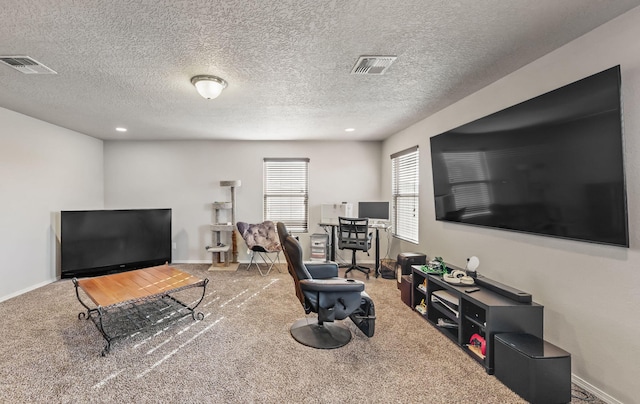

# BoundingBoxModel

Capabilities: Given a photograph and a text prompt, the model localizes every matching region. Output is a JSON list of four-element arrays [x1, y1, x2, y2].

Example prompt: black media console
[[411, 266, 543, 374]]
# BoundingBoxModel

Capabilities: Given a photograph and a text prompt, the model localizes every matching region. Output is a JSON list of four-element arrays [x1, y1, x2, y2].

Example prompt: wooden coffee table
[[73, 263, 208, 355]]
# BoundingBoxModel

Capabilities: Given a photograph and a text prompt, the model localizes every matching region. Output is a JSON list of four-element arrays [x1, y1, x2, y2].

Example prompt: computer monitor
[[358, 201, 390, 221]]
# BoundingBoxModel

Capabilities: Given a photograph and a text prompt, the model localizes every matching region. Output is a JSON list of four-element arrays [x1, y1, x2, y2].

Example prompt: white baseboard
[[171, 260, 212, 264], [572, 374, 622, 404], [172, 260, 256, 265], [0, 278, 56, 304]]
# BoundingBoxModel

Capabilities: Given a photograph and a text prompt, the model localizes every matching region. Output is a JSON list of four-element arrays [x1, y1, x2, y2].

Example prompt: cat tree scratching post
[[220, 180, 240, 263], [206, 180, 241, 270]]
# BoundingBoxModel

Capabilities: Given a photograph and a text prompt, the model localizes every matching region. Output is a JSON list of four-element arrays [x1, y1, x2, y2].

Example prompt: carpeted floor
[[0, 263, 601, 403]]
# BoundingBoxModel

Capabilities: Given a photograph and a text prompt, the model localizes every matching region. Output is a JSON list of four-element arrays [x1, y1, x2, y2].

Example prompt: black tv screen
[[430, 66, 628, 247], [61, 209, 172, 278]]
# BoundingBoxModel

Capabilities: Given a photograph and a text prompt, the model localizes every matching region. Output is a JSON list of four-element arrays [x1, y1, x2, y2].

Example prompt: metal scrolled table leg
[[164, 278, 208, 320]]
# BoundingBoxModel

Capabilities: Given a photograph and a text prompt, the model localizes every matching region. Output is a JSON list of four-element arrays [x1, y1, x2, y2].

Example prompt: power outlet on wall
[[172, 242, 177, 250]]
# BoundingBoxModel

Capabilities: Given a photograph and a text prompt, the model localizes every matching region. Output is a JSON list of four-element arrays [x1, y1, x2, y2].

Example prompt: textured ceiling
[[1, 1, 639, 141]]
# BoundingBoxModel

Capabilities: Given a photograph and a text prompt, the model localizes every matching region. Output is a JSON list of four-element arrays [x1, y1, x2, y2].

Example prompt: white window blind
[[263, 158, 309, 233], [391, 146, 419, 243]]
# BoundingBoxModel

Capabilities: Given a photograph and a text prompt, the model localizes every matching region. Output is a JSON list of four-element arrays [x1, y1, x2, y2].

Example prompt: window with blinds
[[391, 146, 419, 243], [263, 158, 309, 233]]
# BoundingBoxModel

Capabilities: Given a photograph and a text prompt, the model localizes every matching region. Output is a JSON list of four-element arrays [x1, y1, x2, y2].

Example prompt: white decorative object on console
[[466, 256, 480, 277]]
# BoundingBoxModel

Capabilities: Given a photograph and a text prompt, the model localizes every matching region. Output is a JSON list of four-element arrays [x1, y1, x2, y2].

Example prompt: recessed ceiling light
[[115, 127, 127, 132], [345, 128, 355, 132]]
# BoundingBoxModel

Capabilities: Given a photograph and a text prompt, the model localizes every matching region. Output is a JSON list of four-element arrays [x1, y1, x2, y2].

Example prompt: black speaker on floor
[[395, 252, 426, 285], [494, 333, 571, 404]]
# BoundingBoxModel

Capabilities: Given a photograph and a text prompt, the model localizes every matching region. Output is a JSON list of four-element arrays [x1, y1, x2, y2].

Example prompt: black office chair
[[277, 222, 375, 349], [338, 217, 373, 279]]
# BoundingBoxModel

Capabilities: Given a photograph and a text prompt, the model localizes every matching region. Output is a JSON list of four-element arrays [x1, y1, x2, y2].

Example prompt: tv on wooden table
[[61, 208, 172, 278]]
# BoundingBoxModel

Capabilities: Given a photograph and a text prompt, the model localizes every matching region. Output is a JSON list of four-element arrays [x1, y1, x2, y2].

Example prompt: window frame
[[391, 146, 419, 244]]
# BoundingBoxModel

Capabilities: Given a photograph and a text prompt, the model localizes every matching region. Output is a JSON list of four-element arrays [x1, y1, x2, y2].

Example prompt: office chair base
[[349, 294, 376, 338], [344, 265, 371, 279], [290, 318, 352, 349]]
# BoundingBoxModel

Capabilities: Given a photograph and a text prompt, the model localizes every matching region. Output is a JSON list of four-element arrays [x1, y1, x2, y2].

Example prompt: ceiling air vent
[[0, 56, 57, 74], [350, 55, 397, 75]]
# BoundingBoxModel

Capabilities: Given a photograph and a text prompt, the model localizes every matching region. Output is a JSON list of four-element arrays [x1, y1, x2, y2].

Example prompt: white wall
[[383, 8, 640, 404], [0, 107, 104, 302], [104, 140, 384, 264]]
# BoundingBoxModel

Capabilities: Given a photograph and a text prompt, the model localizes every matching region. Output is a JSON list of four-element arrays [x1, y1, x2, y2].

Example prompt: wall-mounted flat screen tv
[[61, 208, 172, 278], [430, 66, 628, 247]]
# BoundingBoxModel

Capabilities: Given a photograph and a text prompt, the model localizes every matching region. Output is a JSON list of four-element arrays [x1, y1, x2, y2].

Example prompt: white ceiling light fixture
[[345, 128, 355, 132], [115, 127, 127, 132], [191, 75, 227, 99]]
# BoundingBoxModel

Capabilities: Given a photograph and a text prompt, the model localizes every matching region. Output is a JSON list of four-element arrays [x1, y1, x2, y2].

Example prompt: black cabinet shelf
[[411, 268, 430, 314], [435, 323, 459, 341], [465, 345, 486, 363], [463, 315, 486, 331], [430, 301, 459, 323], [411, 265, 543, 374]]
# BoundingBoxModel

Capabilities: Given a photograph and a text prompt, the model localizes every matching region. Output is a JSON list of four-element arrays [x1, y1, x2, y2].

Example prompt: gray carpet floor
[[0, 263, 601, 403]]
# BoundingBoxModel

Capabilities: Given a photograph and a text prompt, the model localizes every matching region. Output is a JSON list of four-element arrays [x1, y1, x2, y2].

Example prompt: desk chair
[[277, 222, 375, 348], [338, 217, 373, 279]]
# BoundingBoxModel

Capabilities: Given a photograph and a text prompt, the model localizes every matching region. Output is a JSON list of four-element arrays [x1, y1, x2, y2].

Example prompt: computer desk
[[318, 221, 390, 278], [369, 222, 390, 278]]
